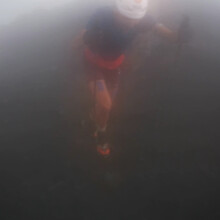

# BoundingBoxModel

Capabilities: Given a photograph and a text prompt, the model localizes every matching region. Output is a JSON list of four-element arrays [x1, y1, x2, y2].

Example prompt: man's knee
[[97, 98, 112, 112], [104, 100, 112, 111]]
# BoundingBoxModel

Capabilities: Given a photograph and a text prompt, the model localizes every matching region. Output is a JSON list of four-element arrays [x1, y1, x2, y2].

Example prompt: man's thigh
[[104, 68, 121, 100], [88, 80, 112, 110]]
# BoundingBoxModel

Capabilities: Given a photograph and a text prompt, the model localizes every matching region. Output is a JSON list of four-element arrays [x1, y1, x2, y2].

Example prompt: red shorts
[[84, 47, 125, 70], [83, 48, 124, 96]]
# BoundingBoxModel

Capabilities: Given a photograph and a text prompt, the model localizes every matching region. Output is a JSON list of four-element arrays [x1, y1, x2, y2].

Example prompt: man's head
[[115, 0, 148, 28]]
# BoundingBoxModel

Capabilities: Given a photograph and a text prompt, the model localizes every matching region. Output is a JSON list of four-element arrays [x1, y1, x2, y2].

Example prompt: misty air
[[1, 0, 220, 219]]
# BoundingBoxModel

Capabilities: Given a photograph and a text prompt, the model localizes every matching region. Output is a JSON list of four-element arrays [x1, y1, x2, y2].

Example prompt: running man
[[73, 0, 188, 157]]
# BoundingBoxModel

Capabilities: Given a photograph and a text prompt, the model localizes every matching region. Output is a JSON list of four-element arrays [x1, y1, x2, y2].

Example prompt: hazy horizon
[[1, 0, 74, 25]]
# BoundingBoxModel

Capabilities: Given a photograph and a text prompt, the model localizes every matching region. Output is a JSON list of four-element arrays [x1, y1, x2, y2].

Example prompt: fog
[[1, 0, 73, 25], [1, 0, 220, 219]]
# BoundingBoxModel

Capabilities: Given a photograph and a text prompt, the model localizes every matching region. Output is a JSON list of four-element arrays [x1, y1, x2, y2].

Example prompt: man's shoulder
[[91, 6, 114, 20], [137, 13, 157, 32], [143, 14, 157, 25]]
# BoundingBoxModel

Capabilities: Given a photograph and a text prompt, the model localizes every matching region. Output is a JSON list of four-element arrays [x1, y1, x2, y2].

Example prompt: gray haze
[[1, 0, 220, 219], [1, 0, 73, 25]]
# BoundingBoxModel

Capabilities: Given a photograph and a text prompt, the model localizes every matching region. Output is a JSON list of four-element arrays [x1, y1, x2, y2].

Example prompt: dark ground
[[1, 5, 220, 220]]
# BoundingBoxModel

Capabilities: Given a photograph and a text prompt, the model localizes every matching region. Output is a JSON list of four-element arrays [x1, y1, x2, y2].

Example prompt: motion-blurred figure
[[73, 0, 189, 158]]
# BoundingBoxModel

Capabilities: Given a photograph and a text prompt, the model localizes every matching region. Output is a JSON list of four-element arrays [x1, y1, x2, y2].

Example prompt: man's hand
[[154, 16, 191, 44]]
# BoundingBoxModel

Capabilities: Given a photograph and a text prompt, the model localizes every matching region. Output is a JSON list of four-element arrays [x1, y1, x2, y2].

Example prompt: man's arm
[[154, 15, 191, 43], [154, 23, 178, 42]]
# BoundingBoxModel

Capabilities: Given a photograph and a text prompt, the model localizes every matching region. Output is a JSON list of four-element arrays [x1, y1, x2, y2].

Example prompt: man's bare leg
[[88, 80, 112, 132]]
